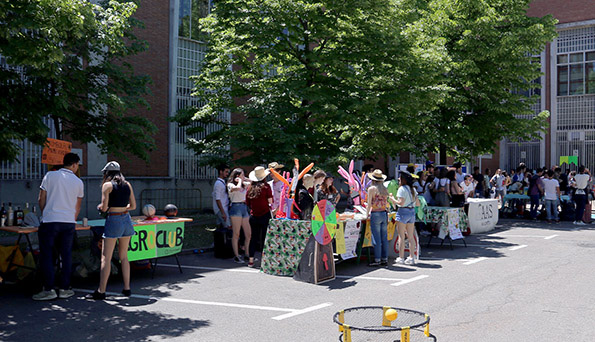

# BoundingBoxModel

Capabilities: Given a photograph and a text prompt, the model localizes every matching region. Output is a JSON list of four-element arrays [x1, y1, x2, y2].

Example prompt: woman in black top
[[89, 161, 136, 300]]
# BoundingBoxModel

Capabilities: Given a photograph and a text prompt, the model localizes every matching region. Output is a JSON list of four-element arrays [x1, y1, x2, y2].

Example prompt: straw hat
[[367, 169, 387, 181], [268, 162, 284, 170], [303, 174, 314, 189], [249, 166, 270, 182]]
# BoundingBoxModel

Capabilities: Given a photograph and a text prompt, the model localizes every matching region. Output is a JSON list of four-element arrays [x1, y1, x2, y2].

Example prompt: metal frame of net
[[333, 306, 436, 342]]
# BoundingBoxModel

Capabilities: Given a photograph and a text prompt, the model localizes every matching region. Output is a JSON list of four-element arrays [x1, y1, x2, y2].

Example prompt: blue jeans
[[529, 194, 540, 219], [574, 194, 587, 222], [38, 222, 75, 291], [370, 211, 388, 262], [545, 199, 559, 221]]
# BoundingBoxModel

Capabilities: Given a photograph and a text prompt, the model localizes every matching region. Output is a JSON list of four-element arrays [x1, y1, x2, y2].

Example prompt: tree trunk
[[439, 143, 447, 165]]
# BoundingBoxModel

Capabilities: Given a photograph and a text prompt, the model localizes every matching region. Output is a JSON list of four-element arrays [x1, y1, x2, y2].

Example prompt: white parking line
[[271, 303, 333, 321], [162, 263, 426, 287], [74, 288, 330, 320], [489, 235, 554, 239], [544, 234, 558, 240], [463, 257, 488, 265], [508, 245, 528, 251], [390, 275, 429, 287]]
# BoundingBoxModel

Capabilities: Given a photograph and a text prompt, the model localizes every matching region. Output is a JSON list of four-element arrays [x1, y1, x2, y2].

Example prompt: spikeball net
[[333, 306, 436, 342]]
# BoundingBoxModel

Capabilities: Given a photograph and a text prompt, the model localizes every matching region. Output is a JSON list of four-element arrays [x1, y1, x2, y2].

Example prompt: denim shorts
[[103, 213, 136, 238], [396, 207, 416, 224], [229, 202, 250, 218]]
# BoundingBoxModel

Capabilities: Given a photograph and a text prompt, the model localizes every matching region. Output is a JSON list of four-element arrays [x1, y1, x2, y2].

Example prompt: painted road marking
[[463, 257, 488, 265], [74, 288, 330, 320], [544, 234, 559, 240], [391, 275, 429, 287], [488, 234, 555, 239], [508, 245, 528, 251], [271, 303, 333, 321], [162, 263, 426, 286]]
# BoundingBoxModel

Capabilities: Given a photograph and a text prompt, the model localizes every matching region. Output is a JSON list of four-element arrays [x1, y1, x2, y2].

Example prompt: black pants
[[249, 211, 272, 257], [574, 194, 587, 222]]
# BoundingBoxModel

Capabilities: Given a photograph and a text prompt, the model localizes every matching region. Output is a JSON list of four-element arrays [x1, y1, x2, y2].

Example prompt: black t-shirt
[[474, 173, 484, 191]]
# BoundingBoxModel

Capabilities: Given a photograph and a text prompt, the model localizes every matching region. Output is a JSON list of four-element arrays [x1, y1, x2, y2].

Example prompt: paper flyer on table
[[340, 220, 362, 260]]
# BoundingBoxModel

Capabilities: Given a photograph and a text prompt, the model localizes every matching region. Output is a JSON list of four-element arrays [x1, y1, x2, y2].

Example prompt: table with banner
[[466, 198, 499, 233], [420, 206, 468, 248], [85, 216, 192, 275]]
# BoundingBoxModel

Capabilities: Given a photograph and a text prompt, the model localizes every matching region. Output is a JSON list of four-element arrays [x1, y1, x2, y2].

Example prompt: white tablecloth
[[467, 198, 499, 233]]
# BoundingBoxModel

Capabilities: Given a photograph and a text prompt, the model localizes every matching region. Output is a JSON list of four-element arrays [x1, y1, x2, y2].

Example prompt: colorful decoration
[[270, 159, 314, 220], [261, 219, 312, 276], [311, 199, 337, 245], [559, 156, 578, 166]]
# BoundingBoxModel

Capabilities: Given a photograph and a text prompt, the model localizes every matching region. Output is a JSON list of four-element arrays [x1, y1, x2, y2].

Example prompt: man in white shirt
[[460, 174, 475, 200], [213, 164, 230, 228], [542, 170, 560, 222], [33, 153, 84, 301], [573, 165, 591, 225]]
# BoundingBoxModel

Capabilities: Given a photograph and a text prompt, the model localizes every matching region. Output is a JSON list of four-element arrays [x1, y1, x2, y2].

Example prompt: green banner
[[156, 222, 184, 258], [127, 222, 185, 262]]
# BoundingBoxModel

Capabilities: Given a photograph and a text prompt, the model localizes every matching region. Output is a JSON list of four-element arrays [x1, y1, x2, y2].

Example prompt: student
[[89, 161, 137, 300], [213, 164, 231, 229], [542, 170, 560, 223], [227, 168, 251, 263], [527, 168, 544, 219], [460, 174, 476, 200], [33, 153, 84, 301], [473, 166, 484, 198], [312, 170, 326, 202], [317, 173, 340, 205], [448, 170, 465, 207], [393, 171, 418, 265], [267, 162, 284, 215], [296, 174, 314, 220], [572, 165, 591, 225], [433, 168, 450, 207], [366, 170, 392, 266], [246, 166, 273, 267]]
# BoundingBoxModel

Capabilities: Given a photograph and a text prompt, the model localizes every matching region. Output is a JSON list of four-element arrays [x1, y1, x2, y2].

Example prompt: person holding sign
[[88, 161, 137, 300], [366, 170, 394, 267], [33, 153, 83, 301], [393, 170, 418, 265]]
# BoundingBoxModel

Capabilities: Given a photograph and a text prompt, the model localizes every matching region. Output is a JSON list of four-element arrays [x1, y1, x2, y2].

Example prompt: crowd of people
[[213, 163, 423, 268]]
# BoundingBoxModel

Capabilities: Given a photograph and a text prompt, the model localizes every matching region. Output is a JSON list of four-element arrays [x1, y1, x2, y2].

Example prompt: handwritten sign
[[41, 138, 72, 165], [128, 222, 184, 262]]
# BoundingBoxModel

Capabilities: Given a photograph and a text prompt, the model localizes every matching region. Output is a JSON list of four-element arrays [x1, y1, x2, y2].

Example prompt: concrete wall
[[0, 178, 214, 221]]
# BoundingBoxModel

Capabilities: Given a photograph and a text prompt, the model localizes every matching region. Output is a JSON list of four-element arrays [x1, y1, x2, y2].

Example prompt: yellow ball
[[385, 309, 398, 321]]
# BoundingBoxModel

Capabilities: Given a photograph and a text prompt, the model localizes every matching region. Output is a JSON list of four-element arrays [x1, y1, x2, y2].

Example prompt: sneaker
[[578, 221, 586, 225], [368, 260, 381, 267], [122, 289, 131, 297], [247, 261, 255, 268], [58, 289, 75, 299], [32, 289, 57, 301], [380, 259, 388, 266], [85, 290, 106, 300], [233, 256, 244, 264], [394, 257, 405, 265], [405, 257, 415, 265]]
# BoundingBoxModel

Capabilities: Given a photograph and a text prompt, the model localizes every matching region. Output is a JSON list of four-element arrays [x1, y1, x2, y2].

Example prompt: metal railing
[[138, 188, 203, 214]]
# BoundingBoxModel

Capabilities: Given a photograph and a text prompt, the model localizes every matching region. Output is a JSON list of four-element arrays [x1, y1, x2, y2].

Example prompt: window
[[179, 0, 210, 41], [557, 50, 595, 96]]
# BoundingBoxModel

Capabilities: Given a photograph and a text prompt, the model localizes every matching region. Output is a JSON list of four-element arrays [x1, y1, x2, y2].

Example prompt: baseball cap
[[101, 161, 121, 172]]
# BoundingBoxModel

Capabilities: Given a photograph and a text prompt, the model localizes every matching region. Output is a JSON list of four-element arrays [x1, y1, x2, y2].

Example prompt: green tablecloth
[[423, 206, 469, 237]]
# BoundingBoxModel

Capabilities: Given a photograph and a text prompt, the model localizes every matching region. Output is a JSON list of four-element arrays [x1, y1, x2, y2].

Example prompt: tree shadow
[[0, 288, 209, 341]]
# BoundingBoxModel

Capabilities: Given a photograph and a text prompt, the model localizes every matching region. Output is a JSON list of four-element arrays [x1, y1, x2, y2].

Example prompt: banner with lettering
[[128, 222, 185, 261]]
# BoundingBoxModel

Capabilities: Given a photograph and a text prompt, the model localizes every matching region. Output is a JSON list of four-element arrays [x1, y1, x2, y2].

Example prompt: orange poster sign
[[41, 138, 72, 165]]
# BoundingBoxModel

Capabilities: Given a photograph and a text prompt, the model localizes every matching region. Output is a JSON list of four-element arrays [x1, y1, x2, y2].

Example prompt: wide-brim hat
[[303, 174, 314, 189], [101, 161, 120, 172], [367, 169, 387, 181], [249, 166, 270, 182], [268, 162, 284, 170], [399, 169, 418, 179]]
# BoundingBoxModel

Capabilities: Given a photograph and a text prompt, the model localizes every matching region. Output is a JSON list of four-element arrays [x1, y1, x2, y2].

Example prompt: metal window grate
[[557, 26, 595, 54], [557, 95, 595, 130], [174, 38, 230, 179]]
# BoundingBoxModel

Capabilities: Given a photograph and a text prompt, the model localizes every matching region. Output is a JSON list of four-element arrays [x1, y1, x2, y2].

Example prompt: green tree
[[175, 0, 449, 168], [0, 0, 156, 162], [423, 0, 557, 163]]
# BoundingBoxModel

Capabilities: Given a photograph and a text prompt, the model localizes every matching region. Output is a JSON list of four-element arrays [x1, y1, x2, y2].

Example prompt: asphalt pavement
[[1, 218, 595, 341]]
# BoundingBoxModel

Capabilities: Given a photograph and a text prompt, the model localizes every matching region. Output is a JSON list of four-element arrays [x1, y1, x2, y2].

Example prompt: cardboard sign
[[41, 138, 72, 165]]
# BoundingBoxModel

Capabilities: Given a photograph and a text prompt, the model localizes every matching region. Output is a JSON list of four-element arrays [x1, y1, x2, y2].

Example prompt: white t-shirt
[[542, 178, 559, 200], [574, 174, 590, 195], [460, 181, 475, 199], [212, 178, 229, 215], [492, 174, 506, 190], [433, 178, 450, 191], [227, 183, 247, 203], [40, 168, 84, 223], [397, 186, 415, 208], [268, 180, 284, 211]]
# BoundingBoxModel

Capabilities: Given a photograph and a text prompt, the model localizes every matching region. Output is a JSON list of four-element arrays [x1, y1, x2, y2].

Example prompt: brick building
[[0, 0, 593, 215]]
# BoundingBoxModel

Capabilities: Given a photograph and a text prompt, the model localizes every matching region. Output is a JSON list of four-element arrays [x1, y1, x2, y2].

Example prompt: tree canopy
[[0, 0, 156, 162], [176, 0, 557, 168]]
